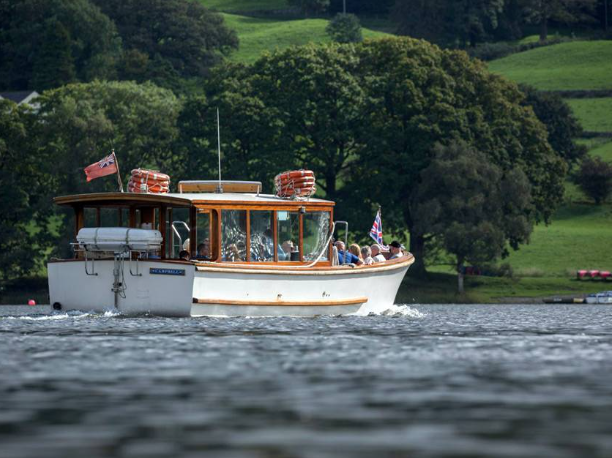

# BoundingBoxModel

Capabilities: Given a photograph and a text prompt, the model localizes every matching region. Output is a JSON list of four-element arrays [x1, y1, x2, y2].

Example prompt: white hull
[[48, 257, 413, 317]]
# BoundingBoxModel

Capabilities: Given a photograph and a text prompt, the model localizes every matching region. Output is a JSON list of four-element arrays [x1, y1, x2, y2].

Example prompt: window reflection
[[250, 211, 274, 262], [303, 211, 330, 261], [222, 210, 247, 262]]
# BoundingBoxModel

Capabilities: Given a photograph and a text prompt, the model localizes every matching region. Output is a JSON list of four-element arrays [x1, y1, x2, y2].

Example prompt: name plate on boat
[[149, 268, 185, 276]]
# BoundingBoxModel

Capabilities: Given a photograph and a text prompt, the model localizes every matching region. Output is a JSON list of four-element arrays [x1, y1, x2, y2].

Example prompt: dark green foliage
[[352, 38, 565, 275], [0, 100, 53, 285], [413, 142, 533, 290], [520, 84, 587, 167], [326, 13, 363, 43], [574, 156, 612, 204], [33, 80, 183, 256], [0, 0, 121, 91], [287, 0, 330, 16], [329, 0, 394, 15], [196, 38, 566, 277], [32, 19, 76, 91], [394, 0, 507, 47], [522, 0, 598, 41], [92, 0, 238, 80]]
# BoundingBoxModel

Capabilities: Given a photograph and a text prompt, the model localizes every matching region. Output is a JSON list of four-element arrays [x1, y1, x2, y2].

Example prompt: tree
[[33, 80, 183, 256], [0, 100, 53, 286], [198, 45, 367, 203], [32, 19, 76, 91], [174, 64, 288, 187], [413, 142, 533, 292], [520, 84, 587, 168], [288, 0, 330, 16], [0, 0, 121, 91], [394, 0, 507, 47], [353, 38, 566, 276], [326, 13, 363, 43], [92, 0, 238, 80], [574, 156, 612, 204], [522, 0, 598, 42]]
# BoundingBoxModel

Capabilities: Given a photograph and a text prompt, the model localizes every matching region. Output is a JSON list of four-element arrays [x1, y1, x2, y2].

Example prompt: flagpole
[[112, 150, 124, 193]]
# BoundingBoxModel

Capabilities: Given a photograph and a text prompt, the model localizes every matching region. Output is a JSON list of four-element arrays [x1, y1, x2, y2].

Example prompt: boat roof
[[54, 192, 334, 207]]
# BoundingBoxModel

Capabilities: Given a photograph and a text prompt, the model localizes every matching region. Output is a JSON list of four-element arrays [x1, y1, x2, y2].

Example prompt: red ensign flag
[[84, 153, 118, 182]]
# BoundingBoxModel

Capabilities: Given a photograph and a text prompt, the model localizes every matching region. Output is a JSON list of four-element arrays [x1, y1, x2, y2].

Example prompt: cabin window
[[195, 210, 211, 260], [222, 210, 247, 262], [167, 207, 190, 258], [303, 211, 331, 261], [83, 207, 129, 228], [277, 211, 300, 261], [250, 210, 274, 262]]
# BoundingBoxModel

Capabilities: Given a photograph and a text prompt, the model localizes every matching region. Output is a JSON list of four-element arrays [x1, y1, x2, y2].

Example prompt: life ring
[[275, 170, 314, 181], [131, 169, 170, 182], [274, 176, 315, 183], [274, 169, 316, 198], [130, 177, 170, 187]]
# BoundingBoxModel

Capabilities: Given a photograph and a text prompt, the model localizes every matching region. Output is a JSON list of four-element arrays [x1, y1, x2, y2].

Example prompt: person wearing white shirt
[[370, 244, 386, 263]]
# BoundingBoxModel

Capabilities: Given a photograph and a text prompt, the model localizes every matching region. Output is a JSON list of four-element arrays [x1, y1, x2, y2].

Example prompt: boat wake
[[357, 303, 426, 318], [3, 309, 122, 321]]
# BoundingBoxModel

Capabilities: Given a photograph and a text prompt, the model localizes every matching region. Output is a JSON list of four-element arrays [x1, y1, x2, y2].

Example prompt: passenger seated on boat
[[280, 240, 295, 261], [179, 250, 190, 261], [361, 246, 374, 265], [195, 241, 210, 260], [389, 241, 404, 260], [334, 241, 363, 265], [370, 244, 386, 263]]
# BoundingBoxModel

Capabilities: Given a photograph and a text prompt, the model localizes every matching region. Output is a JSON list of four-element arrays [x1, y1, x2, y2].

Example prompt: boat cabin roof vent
[[178, 180, 262, 194]]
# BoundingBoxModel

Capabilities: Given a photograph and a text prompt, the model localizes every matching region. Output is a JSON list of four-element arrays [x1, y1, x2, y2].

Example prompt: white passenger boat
[[48, 180, 414, 317]]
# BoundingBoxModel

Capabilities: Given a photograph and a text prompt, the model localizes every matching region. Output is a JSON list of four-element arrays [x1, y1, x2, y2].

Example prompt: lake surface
[[1, 303, 612, 457]]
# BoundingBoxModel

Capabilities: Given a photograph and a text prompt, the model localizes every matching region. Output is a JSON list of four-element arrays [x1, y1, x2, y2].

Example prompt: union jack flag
[[84, 153, 118, 182], [369, 209, 383, 245]]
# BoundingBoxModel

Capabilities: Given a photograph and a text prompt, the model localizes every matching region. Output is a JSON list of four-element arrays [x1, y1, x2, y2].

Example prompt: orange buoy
[[274, 170, 316, 198], [128, 168, 170, 194]]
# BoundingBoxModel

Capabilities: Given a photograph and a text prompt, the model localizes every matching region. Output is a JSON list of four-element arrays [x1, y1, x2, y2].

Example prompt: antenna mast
[[216, 108, 223, 193]]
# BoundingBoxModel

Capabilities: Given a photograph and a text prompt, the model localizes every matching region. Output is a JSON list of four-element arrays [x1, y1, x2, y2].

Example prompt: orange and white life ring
[[128, 168, 171, 194], [131, 169, 170, 182], [274, 169, 316, 198]]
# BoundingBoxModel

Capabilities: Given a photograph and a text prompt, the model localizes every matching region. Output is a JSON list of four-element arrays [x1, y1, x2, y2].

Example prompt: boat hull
[[48, 256, 414, 317]]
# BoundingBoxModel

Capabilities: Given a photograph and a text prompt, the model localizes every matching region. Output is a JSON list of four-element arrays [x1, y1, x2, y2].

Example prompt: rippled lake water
[[2, 303, 612, 457]]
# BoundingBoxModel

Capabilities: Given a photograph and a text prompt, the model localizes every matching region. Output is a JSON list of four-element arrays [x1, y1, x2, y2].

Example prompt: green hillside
[[200, 0, 285, 12], [504, 204, 612, 276], [222, 13, 391, 63], [488, 41, 612, 90], [566, 98, 612, 133]]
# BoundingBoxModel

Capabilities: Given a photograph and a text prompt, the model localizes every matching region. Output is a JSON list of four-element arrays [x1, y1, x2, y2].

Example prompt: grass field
[[489, 41, 612, 90], [199, 0, 286, 12], [566, 98, 612, 133], [223, 13, 390, 63]]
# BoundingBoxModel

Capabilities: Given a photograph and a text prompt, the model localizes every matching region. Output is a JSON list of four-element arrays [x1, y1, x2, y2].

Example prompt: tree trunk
[[408, 233, 427, 278], [457, 262, 465, 294], [539, 18, 548, 42]]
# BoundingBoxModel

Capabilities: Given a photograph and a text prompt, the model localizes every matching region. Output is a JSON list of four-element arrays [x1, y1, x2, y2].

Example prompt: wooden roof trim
[[54, 192, 192, 207], [191, 199, 335, 208]]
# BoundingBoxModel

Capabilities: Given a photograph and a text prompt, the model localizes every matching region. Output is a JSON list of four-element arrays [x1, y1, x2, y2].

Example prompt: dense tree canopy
[[0, 0, 121, 91], [33, 80, 183, 255], [520, 85, 587, 168], [175, 38, 567, 276], [0, 100, 53, 284], [413, 142, 533, 291], [351, 38, 565, 274]]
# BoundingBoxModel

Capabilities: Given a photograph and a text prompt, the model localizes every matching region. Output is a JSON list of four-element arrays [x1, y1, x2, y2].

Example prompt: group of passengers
[[334, 240, 405, 266], [180, 236, 405, 264]]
